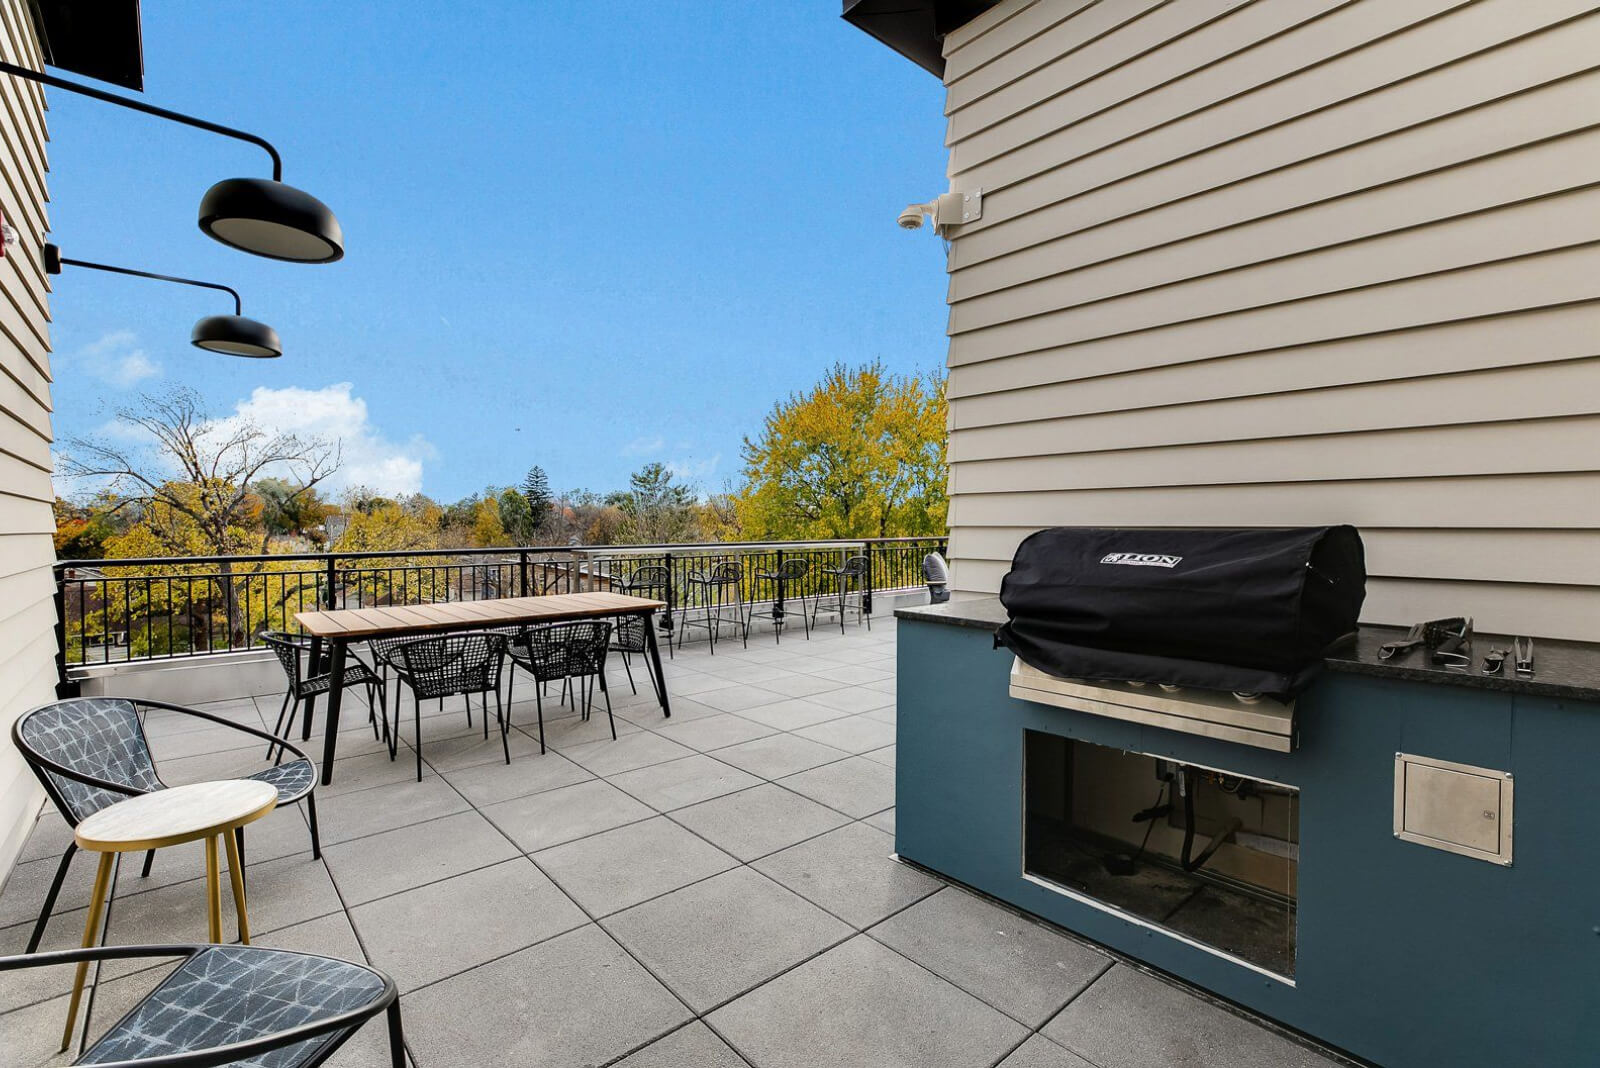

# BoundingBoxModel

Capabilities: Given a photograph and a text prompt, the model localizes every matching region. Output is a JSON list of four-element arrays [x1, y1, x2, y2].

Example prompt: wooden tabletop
[[294, 591, 667, 641], [74, 780, 278, 853]]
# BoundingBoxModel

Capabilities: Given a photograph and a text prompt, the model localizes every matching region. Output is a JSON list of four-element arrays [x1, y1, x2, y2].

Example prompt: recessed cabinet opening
[[1023, 732, 1299, 978]]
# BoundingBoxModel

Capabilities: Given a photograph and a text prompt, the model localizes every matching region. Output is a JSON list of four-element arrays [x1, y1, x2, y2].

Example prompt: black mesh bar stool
[[392, 633, 510, 781], [753, 556, 812, 643], [813, 553, 871, 633], [677, 560, 749, 653], [12, 697, 322, 955]]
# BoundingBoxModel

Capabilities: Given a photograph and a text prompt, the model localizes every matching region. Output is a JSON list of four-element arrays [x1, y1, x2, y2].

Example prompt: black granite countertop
[[895, 596, 1600, 703]]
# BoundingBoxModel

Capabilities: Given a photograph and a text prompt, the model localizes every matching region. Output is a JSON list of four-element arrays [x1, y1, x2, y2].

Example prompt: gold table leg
[[222, 829, 250, 944], [61, 852, 114, 1052], [204, 835, 223, 944]]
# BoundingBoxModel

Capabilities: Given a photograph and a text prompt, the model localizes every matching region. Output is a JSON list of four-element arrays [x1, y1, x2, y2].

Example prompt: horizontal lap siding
[[0, 0, 52, 880], [937, 0, 1600, 639]]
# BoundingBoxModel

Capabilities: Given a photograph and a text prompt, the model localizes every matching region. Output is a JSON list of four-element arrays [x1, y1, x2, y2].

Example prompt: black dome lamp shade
[[199, 177, 343, 264], [0, 60, 343, 263], [191, 313, 282, 358], [45, 245, 283, 359]]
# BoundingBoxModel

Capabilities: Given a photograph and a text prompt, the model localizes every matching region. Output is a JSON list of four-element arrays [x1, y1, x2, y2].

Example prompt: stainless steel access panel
[[1393, 753, 1513, 865], [1009, 659, 1296, 751]]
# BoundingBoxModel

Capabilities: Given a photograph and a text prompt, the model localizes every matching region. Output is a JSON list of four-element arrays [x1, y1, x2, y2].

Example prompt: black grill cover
[[996, 526, 1365, 698]]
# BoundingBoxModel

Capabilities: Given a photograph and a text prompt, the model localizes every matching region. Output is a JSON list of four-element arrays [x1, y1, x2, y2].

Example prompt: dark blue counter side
[[894, 612, 1600, 1068]]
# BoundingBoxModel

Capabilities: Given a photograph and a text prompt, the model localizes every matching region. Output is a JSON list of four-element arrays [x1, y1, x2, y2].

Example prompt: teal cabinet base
[[896, 620, 1600, 1068]]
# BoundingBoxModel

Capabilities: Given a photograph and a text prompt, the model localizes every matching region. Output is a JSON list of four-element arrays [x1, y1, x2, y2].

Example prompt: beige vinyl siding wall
[[0, 0, 52, 877], [936, 0, 1600, 640]]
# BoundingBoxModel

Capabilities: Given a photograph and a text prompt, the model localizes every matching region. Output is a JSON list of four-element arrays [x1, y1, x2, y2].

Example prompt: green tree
[[617, 463, 699, 544], [521, 466, 555, 539], [735, 362, 947, 539], [257, 477, 334, 547], [497, 487, 538, 544]]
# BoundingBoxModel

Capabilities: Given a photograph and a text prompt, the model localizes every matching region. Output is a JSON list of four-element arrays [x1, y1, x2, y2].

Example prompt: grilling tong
[[1378, 616, 1472, 666]]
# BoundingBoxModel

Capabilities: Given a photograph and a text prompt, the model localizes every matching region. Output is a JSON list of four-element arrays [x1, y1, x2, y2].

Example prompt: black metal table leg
[[642, 610, 671, 718], [319, 638, 347, 786], [302, 636, 323, 742]]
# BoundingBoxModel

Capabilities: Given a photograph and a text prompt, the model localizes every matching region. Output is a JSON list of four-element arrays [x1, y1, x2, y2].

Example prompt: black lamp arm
[[0, 59, 283, 181], [47, 246, 243, 315]]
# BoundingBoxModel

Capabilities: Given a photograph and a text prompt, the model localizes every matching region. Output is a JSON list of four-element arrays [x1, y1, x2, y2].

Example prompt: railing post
[[519, 551, 529, 597], [662, 552, 675, 633], [324, 556, 338, 610], [53, 567, 77, 698], [774, 548, 785, 622], [862, 542, 874, 615]]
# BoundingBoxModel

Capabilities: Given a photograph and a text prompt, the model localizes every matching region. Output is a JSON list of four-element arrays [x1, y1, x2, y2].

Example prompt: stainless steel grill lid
[[995, 526, 1365, 699]]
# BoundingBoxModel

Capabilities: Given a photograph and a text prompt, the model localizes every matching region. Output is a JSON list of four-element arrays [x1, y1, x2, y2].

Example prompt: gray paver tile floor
[[0, 616, 1344, 1067]]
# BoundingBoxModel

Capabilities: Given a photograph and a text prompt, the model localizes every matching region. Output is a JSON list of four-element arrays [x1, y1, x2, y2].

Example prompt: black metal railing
[[53, 536, 946, 680]]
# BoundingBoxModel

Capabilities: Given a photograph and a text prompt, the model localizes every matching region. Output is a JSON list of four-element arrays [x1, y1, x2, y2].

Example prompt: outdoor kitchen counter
[[893, 597, 1600, 1068], [896, 596, 1600, 703]]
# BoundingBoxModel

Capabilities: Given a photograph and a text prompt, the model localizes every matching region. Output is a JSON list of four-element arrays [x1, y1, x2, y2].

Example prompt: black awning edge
[[27, 0, 144, 91], [841, 0, 1000, 78]]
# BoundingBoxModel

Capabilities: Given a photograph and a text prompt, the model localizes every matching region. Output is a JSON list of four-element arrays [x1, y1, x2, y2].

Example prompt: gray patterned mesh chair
[[260, 631, 386, 761], [0, 942, 403, 1067], [12, 697, 321, 956], [812, 553, 872, 633], [392, 632, 510, 782], [507, 620, 614, 754]]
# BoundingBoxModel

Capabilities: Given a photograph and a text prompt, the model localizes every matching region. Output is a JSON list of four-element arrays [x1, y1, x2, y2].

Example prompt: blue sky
[[45, 2, 951, 503]]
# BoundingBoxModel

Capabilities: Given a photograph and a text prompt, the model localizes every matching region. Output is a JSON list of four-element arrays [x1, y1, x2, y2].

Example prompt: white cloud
[[225, 383, 436, 496], [69, 329, 161, 387], [666, 453, 720, 482], [621, 435, 665, 457]]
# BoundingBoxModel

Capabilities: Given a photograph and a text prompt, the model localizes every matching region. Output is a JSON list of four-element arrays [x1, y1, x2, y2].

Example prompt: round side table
[[62, 779, 277, 1048]]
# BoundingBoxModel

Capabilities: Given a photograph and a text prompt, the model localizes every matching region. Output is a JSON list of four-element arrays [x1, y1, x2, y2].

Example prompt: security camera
[[898, 202, 931, 230], [897, 190, 982, 234]]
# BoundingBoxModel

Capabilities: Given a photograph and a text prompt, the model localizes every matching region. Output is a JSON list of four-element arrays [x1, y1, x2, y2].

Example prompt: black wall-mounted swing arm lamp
[[45, 243, 283, 358], [0, 59, 343, 264]]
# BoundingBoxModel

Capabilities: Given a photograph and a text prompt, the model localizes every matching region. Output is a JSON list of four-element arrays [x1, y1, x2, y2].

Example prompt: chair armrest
[[132, 699, 316, 768], [0, 943, 202, 973]]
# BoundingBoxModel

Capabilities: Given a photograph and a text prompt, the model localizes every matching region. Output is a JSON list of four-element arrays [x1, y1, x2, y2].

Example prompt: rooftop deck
[[0, 617, 1345, 1067]]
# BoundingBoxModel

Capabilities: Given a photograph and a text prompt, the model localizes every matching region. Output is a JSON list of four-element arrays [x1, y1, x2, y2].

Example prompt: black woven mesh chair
[[0, 943, 403, 1066], [813, 553, 872, 633], [260, 631, 386, 761], [753, 556, 812, 643], [392, 632, 510, 781], [677, 561, 749, 653], [365, 634, 412, 733], [11, 697, 321, 956], [622, 564, 673, 660], [507, 620, 614, 753], [608, 613, 658, 696], [368, 628, 514, 744]]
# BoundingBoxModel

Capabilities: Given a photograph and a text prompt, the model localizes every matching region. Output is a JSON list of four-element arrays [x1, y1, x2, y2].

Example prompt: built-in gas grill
[[997, 525, 1366, 710], [997, 526, 1367, 979]]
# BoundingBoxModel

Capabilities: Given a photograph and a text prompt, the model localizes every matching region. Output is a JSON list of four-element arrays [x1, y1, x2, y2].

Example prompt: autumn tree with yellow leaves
[[735, 362, 947, 540]]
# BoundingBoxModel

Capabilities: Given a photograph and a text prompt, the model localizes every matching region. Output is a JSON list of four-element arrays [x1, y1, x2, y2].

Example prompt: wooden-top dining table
[[293, 591, 670, 785]]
